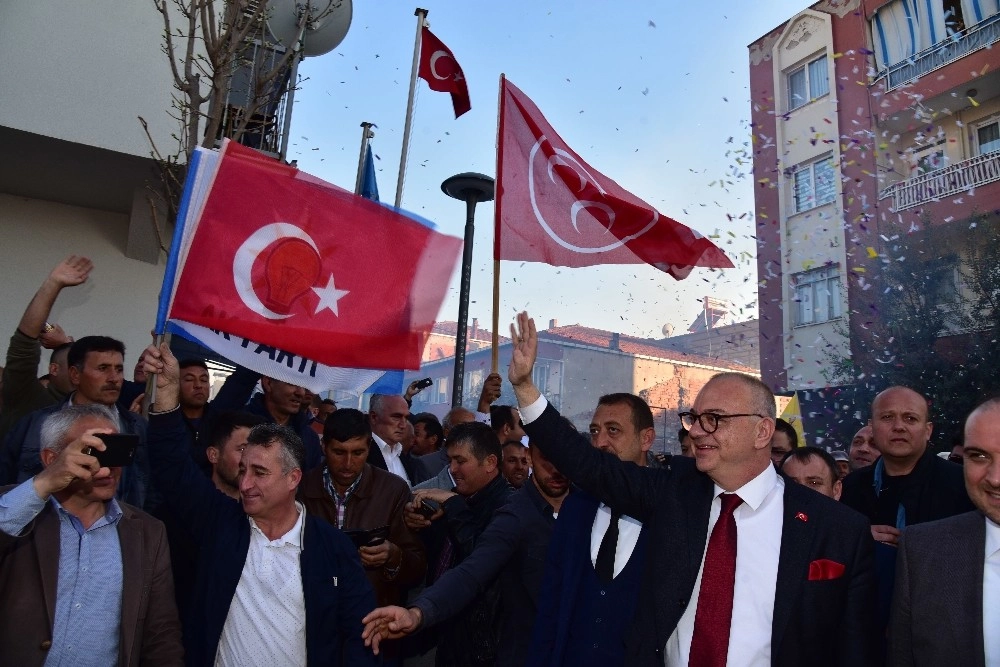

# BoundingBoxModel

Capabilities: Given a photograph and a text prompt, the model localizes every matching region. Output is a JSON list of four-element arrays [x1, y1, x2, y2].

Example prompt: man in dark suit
[[528, 392, 658, 667], [888, 397, 1000, 666], [507, 312, 878, 667]]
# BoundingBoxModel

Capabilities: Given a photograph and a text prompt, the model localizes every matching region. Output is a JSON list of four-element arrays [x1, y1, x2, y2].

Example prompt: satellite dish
[[662, 323, 675, 337], [267, 0, 353, 57]]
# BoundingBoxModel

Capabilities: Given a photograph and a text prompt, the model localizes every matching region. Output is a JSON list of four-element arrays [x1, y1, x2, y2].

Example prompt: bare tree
[[142, 0, 299, 245]]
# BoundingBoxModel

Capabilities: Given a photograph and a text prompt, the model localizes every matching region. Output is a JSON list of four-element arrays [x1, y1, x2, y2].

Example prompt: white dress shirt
[[665, 464, 785, 667], [373, 433, 410, 486], [216, 503, 307, 667], [590, 503, 643, 577], [984, 516, 1000, 666]]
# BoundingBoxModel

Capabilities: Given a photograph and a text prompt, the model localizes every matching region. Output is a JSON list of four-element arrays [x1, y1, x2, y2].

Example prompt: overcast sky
[[288, 0, 815, 338]]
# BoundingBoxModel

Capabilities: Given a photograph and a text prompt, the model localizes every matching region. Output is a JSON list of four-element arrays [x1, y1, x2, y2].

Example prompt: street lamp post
[[441, 172, 494, 408]]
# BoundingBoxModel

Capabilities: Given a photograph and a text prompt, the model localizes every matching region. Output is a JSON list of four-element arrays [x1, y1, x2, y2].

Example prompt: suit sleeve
[[139, 519, 185, 666], [839, 515, 881, 667], [415, 499, 521, 627], [147, 408, 237, 539], [385, 486, 426, 590], [524, 404, 661, 521], [333, 534, 379, 666], [887, 532, 915, 667]]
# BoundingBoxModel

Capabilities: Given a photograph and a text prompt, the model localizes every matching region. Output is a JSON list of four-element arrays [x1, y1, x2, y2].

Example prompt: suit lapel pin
[[795, 511, 808, 522]]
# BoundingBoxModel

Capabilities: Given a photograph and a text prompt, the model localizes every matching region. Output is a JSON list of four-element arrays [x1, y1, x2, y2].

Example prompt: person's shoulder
[[786, 481, 870, 530], [118, 501, 168, 534], [367, 464, 411, 495], [904, 510, 983, 543]]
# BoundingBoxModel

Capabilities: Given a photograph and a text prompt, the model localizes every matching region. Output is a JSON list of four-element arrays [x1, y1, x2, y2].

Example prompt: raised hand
[[141, 342, 181, 411], [49, 255, 93, 288], [508, 311, 537, 388], [478, 372, 502, 412]]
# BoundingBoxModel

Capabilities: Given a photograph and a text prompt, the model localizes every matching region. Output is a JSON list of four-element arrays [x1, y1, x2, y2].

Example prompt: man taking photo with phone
[[0, 403, 182, 665]]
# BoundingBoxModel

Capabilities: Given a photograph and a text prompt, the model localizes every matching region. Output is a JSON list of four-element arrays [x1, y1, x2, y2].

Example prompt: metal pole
[[395, 8, 427, 208], [441, 172, 494, 408], [451, 197, 478, 407], [355, 122, 375, 194]]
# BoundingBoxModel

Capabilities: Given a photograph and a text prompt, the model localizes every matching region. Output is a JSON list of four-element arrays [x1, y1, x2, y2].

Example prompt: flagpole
[[355, 122, 375, 194], [491, 74, 506, 374], [395, 8, 427, 208]]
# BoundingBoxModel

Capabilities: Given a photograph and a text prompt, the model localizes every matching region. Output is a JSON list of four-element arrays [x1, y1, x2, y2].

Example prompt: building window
[[791, 155, 836, 213], [435, 377, 449, 403], [792, 266, 842, 326], [913, 140, 947, 176], [976, 118, 1000, 156], [532, 362, 550, 396], [923, 256, 960, 308], [787, 54, 829, 111]]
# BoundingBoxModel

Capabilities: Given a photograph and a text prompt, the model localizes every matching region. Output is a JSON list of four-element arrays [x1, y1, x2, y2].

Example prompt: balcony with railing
[[876, 12, 1000, 92], [878, 151, 1000, 211]]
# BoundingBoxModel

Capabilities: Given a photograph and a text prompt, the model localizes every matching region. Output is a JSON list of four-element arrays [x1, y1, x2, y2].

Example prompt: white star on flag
[[312, 274, 350, 316]]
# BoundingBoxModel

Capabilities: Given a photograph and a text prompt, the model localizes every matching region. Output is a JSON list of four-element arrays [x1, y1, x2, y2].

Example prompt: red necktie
[[689, 493, 743, 667]]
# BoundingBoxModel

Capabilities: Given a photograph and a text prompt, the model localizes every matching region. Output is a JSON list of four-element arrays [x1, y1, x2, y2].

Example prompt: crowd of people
[[0, 258, 997, 667]]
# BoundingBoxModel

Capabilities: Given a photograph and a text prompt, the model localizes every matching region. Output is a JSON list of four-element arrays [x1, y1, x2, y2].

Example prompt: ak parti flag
[[418, 25, 471, 118], [494, 78, 732, 280], [165, 140, 462, 372]]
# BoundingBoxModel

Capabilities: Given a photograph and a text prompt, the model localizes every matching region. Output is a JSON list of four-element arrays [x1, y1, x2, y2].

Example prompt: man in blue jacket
[[142, 343, 378, 667]]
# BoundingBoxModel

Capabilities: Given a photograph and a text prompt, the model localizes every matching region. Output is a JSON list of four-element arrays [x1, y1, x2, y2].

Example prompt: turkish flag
[[418, 26, 471, 118], [166, 140, 462, 371], [494, 78, 732, 279]]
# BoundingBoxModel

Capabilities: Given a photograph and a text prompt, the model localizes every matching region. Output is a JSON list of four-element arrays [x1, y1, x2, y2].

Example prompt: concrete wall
[[0, 194, 165, 376], [0, 1, 180, 158]]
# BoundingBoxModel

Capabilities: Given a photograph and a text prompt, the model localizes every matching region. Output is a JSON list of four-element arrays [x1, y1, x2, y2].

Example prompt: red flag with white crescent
[[494, 78, 732, 279], [167, 140, 462, 371], [418, 25, 471, 118]]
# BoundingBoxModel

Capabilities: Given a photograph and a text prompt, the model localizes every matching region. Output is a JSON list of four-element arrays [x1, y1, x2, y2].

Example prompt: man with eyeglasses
[[507, 311, 878, 667]]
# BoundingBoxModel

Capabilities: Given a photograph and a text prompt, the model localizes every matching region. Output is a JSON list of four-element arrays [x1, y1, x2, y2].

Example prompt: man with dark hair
[[849, 424, 878, 470], [311, 397, 338, 435], [770, 417, 798, 468], [0, 255, 89, 444], [363, 442, 571, 667], [242, 372, 323, 471], [779, 446, 842, 500], [403, 421, 513, 665], [678, 427, 693, 457], [206, 411, 267, 499], [526, 391, 657, 667], [299, 408, 424, 661], [491, 404, 527, 443], [412, 412, 444, 457], [1, 335, 152, 509], [502, 440, 531, 489], [509, 312, 878, 667], [141, 343, 378, 666], [888, 397, 1000, 665], [0, 403, 182, 664]]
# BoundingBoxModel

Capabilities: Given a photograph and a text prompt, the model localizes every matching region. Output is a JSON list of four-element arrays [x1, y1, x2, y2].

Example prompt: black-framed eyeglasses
[[678, 411, 766, 434]]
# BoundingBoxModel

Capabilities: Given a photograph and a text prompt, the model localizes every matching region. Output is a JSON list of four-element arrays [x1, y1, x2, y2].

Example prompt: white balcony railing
[[876, 12, 1000, 91], [878, 151, 1000, 211]]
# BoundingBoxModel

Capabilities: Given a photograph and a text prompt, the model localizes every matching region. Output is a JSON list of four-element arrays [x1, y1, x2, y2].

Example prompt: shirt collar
[[249, 501, 306, 547], [714, 463, 780, 511], [986, 515, 1000, 560], [49, 495, 124, 527], [372, 433, 400, 455], [323, 465, 363, 501]]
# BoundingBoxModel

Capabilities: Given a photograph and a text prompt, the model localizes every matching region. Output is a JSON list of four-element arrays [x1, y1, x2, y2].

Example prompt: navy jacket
[[147, 408, 378, 667], [527, 492, 646, 667], [416, 477, 563, 667]]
